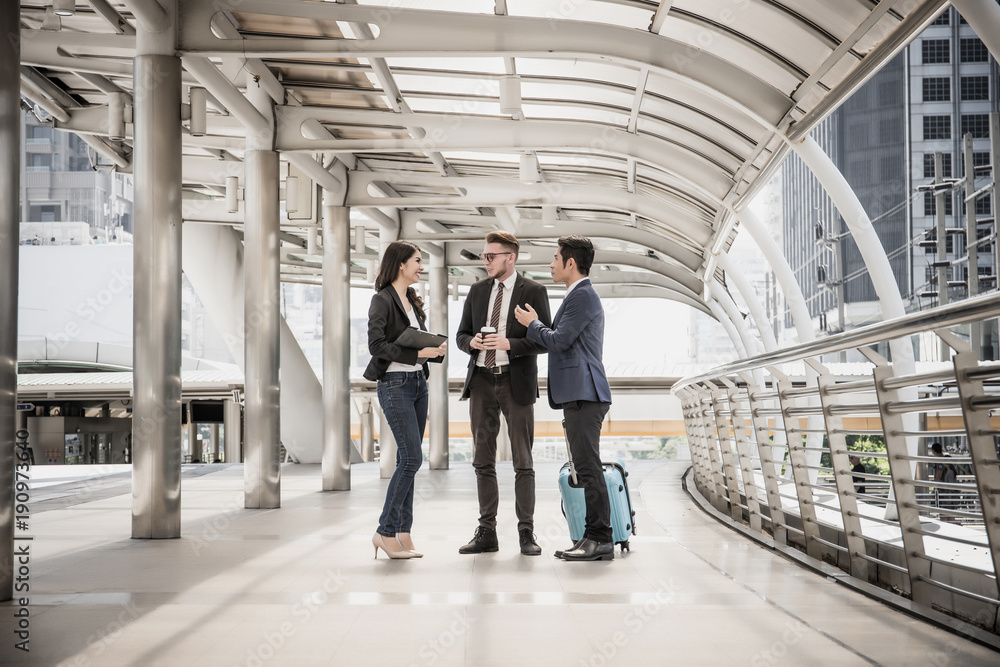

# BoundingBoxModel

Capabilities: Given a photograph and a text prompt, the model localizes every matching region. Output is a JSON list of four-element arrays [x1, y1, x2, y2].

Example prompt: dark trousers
[[564, 400, 612, 543], [468, 368, 536, 532]]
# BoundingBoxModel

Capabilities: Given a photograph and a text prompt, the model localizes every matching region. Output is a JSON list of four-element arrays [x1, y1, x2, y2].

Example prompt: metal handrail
[[672, 290, 1000, 393]]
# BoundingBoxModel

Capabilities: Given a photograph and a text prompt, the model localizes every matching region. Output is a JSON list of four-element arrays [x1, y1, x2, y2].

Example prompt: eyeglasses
[[479, 252, 514, 263]]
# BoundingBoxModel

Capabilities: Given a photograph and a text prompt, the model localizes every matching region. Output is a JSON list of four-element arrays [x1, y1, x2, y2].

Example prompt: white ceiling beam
[[399, 220, 704, 273], [276, 107, 732, 203], [349, 172, 712, 246], [177, 0, 786, 128]]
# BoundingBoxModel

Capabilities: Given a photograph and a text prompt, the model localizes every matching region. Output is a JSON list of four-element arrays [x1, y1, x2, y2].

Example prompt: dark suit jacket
[[456, 273, 551, 405], [363, 287, 443, 382], [526, 278, 612, 410]]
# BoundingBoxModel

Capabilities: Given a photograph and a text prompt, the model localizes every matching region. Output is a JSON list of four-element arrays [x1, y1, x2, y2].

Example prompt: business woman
[[364, 241, 447, 559]]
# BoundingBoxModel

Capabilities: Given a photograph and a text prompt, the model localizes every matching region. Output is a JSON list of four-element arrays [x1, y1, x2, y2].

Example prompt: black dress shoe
[[458, 526, 499, 554], [519, 529, 541, 556], [560, 538, 614, 561], [553, 538, 587, 559]]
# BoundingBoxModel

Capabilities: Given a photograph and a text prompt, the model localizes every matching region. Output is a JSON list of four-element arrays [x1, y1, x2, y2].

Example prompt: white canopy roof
[[18, 0, 952, 311]]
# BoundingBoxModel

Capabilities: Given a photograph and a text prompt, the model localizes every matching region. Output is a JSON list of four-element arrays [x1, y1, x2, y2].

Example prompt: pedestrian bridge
[[4, 1, 1000, 662], [3, 459, 998, 666]]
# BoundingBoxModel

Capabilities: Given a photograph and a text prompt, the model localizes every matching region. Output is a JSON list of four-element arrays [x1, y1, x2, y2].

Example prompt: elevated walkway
[[2, 458, 997, 666]]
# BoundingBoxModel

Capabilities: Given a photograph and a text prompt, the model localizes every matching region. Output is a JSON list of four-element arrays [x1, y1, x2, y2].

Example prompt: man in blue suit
[[514, 236, 614, 561]]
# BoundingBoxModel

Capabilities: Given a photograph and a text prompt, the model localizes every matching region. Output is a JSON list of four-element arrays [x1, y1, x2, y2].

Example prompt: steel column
[[358, 397, 375, 462], [742, 376, 789, 546], [428, 251, 449, 469], [186, 418, 198, 462], [870, 363, 932, 606], [812, 365, 872, 582], [131, 48, 183, 539], [773, 369, 823, 559], [710, 388, 743, 522], [322, 204, 352, 491], [950, 351, 1000, 585], [934, 152, 949, 360], [724, 382, 763, 531], [243, 148, 282, 508], [224, 398, 242, 463], [963, 135, 982, 356], [0, 0, 19, 600], [209, 424, 220, 462]]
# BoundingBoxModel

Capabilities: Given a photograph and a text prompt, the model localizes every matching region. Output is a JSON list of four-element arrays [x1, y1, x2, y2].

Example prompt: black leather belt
[[478, 365, 509, 375]]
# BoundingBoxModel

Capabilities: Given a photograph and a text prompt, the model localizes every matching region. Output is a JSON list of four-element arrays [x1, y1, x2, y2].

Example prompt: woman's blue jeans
[[376, 371, 428, 537]]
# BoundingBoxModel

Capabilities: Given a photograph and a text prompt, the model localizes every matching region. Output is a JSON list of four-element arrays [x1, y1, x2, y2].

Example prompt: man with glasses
[[456, 231, 552, 555]]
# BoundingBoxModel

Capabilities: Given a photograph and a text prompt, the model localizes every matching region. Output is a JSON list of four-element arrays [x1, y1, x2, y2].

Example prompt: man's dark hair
[[557, 235, 595, 276], [930, 442, 944, 455], [485, 231, 519, 257]]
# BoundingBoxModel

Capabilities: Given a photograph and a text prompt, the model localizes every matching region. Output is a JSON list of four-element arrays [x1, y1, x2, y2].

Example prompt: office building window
[[976, 194, 992, 217], [26, 125, 52, 143], [923, 115, 951, 140], [924, 191, 953, 217], [923, 153, 952, 178], [921, 230, 955, 255], [922, 77, 951, 102], [922, 39, 950, 64], [932, 11, 950, 25], [960, 76, 989, 101], [961, 114, 990, 139], [27, 153, 52, 172], [960, 151, 992, 177], [960, 37, 989, 62]]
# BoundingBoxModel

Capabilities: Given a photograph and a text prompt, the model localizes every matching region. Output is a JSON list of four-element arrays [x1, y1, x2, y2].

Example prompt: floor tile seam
[[637, 464, 884, 667]]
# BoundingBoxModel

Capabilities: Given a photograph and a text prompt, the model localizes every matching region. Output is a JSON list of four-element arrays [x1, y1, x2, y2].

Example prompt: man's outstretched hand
[[514, 303, 538, 327]]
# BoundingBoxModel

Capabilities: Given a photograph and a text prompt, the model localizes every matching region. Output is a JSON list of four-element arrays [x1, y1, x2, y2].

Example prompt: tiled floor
[[3, 459, 998, 666]]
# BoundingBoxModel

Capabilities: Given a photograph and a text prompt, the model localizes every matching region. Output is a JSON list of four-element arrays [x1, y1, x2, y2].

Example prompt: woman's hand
[[418, 342, 448, 358]]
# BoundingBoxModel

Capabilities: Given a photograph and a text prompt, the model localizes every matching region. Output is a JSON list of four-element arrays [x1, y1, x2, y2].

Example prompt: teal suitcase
[[558, 458, 636, 552]]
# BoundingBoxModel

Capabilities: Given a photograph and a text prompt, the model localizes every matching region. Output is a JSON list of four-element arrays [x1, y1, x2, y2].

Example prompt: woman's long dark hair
[[374, 240, 425, 316]]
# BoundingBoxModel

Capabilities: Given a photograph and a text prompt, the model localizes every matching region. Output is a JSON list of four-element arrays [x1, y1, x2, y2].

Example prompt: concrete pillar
[[427, 248, 449, 469], [131, 0, 182, 539], [223, 398, 242, 463], [322, 203, 352, 491], [358, 397, 375, 462], [243, 76, 281, 507], [209, 423, 220, 462], [0, 0, 19, 600], [243, 146, 282, 507], [186, 418, 198, 462]]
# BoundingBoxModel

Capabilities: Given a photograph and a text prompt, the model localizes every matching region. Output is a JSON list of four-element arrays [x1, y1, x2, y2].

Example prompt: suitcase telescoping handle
[[561, 419, 578, 486]]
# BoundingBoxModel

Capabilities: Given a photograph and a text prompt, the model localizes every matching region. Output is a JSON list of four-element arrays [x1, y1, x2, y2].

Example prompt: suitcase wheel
[[620, 540, 630, 552]]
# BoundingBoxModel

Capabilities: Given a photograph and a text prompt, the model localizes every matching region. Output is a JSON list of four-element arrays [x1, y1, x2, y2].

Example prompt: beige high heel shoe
[[372, 533, 417, 559], [396, 533, 423, 558]]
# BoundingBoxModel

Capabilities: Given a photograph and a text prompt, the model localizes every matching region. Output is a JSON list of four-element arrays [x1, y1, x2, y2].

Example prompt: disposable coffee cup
[[480, 326, 497, 338]]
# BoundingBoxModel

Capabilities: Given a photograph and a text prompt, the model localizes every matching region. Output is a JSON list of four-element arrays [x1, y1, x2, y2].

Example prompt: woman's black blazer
[[363, 287, 443, 382]]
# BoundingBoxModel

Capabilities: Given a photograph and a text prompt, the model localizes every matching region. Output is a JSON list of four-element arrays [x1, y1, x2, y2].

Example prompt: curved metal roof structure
[[18, 0, 952, 312]]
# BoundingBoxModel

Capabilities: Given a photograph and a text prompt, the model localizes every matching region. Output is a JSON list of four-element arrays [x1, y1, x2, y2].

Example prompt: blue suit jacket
[[526, 278, 612, 410]]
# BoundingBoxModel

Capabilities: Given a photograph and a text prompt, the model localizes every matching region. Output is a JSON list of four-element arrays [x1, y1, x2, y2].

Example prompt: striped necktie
[[484, 282, 504, 368]]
